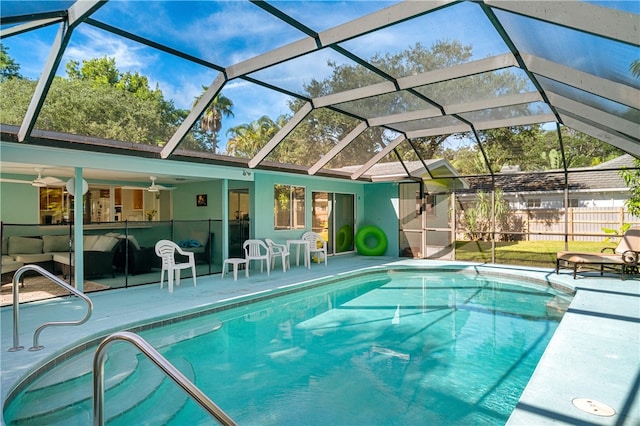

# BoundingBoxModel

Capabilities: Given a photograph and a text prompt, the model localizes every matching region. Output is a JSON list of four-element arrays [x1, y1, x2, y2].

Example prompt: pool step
[[10, 354, 193, 425], [107, 357, 195, 425]]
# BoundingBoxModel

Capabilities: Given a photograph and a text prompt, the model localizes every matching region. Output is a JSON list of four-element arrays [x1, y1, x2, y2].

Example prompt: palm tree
[[193, 90, 234, 153], [226, 115, 285, 157]]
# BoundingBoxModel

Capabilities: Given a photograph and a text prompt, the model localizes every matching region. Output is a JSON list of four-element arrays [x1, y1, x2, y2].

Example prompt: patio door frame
[[399, 181, 454, 259], [312, 191, 356, 255]]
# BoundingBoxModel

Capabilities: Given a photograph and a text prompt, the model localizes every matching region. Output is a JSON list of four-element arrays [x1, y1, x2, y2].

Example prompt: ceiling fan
[[0, 167, 65, 187], [123, 176, 175, 192]]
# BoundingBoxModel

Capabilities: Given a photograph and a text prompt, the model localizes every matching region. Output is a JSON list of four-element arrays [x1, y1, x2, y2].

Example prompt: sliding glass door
[[312, 192, 355, 255]]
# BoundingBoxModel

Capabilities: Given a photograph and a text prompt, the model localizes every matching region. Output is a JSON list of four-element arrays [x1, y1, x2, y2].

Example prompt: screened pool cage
[[1, 1, 638, 272]]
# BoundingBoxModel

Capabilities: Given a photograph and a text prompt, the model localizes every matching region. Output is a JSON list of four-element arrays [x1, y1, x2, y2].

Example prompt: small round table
[[222, 258, 249, 281], [286, 240, 310, 269]]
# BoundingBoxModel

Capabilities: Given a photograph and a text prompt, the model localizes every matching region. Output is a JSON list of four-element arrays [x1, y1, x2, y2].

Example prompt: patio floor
[[1, 255, 638, 425]]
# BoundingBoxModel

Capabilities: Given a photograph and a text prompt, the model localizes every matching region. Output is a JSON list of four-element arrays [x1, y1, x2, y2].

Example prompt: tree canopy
[[0, 42, 626, 172]]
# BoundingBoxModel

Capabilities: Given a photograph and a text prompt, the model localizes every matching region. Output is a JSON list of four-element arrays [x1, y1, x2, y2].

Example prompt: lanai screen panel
[[271, 1, 400, 32], [89, 1, 305, 66], [247, 48, 388, 96], [264, 108, 364, 168], [494, 6, 638, 89], [322, 127, 393, 171], [0, 0, 637, 173]]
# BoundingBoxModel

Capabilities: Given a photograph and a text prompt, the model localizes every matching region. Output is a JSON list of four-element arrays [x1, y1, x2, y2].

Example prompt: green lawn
[[454, 240, 617, 268]]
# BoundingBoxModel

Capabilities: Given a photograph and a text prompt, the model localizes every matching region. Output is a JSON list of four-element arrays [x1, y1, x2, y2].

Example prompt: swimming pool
[[3, 269, 572, 425]]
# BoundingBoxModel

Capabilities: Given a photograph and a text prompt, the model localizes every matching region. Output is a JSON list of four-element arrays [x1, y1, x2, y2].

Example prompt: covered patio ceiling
[[1, 0, 638, 182]]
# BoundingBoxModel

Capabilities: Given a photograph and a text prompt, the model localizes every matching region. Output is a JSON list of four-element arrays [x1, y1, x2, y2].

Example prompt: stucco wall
[[363, 183, 399, 256], [172, 180, 224, 221], [252, 171, 366, 245], [0, 182, 39, 224]]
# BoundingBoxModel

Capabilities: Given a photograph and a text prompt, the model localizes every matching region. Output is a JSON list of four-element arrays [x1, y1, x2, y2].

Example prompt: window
[[527, 198, 541, 208], [274, 184, 305, 230], [568, 198, 579, 208]]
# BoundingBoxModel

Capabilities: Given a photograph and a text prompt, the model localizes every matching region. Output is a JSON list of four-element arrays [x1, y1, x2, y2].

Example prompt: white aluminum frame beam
[[0, 17, 62, 38], [351, 134, 406, 180], [523, 54, 640, 110], [314, 81, 397, 109], [406, 124, 470, 139], [314, 53, 518, 110], [228, 1, 458, 80], [226, 37, 319, 79], [161, 73, 227, 158], [444, 91, 542, 115], [473, 113, 557, 131], [308, 122, 368, 175], [248, 102, 314, 168], [548, 92, 639, 139], [485, 0, 639, 47], [368, 108, 442, 127], [397, 53, 518, 89], [368, 91, 541, 128], [561, 116, 640, 157], [319, 0, 457, 46], [18, 0, 105, 142]]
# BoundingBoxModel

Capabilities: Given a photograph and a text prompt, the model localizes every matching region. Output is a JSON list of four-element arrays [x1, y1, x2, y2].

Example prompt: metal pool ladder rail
[[93, 331, 236, 426], [9, 264, 94, 352]]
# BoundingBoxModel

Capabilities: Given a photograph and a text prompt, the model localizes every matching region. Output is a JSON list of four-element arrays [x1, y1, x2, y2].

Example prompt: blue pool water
[[4, 270, 572, 425]]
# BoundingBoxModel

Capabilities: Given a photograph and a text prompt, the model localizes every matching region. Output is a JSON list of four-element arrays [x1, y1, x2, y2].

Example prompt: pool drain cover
[[572, 398, 615, 417]]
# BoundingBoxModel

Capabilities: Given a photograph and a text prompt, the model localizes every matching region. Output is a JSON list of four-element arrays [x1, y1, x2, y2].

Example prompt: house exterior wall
[[363, 182, 398, 256], [0, 181, 39, 224], [251, 171, 366, 246], [172, 181, 224, 221]]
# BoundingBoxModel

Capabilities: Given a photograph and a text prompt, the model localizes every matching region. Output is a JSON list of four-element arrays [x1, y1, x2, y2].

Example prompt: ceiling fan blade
[[153, 184, 175, 191], [40, 176, 64, 185], [0, 178, 32, 184]]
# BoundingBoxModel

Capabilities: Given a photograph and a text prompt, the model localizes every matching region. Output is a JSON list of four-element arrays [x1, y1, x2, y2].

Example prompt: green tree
[[621, 158, 640, 218], [226, 115, 287, 157], [1, 55, 191, 146], [460, 188, 510, 241], [0, 44, 22, 81], [192, 90, 234, 153]]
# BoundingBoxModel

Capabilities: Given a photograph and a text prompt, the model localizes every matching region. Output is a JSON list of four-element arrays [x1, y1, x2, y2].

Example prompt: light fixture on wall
[[242, 170, 252, 176], [65, 177, 89, 196]]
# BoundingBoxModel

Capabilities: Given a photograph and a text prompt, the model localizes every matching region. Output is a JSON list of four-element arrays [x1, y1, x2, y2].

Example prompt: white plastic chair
[[265, 238, 290, 272], [155, 239, 197, 292], [243, 239, 270, 276], [302, 231, 327, 266]]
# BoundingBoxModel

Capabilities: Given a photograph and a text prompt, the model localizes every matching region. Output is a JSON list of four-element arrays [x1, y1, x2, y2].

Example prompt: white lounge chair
[[556, 226, 640, 279], [243, 239, 270, 276], [155, 239, 197, 292]]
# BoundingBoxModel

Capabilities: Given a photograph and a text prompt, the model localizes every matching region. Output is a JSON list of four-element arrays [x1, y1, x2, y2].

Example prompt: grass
[[454, 240, 617, 268]]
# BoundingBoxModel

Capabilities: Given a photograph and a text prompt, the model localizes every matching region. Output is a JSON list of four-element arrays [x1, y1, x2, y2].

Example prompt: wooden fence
[[508, 208, 640, 242]]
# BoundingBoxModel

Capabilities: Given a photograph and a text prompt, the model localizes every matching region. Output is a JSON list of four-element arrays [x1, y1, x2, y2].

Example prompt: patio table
[[286, 240, 310, 269]]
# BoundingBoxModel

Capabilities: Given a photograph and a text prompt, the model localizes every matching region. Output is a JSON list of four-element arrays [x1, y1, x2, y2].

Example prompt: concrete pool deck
[[1, 256, 639, 425]]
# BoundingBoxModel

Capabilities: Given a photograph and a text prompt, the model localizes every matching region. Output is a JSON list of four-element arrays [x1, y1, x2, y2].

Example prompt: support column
[[73, 167, 84, 292]]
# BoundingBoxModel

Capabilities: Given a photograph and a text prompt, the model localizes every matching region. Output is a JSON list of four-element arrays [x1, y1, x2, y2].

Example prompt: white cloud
[[65, 26, 156, 70]]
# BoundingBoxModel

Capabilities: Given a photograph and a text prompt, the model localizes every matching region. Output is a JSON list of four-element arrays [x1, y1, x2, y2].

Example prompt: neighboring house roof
[[462, 155, 636, 194], [334, 159, 469, 189]]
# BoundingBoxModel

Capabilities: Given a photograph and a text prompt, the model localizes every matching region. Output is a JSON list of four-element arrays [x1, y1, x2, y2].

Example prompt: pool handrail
[[9, 264, 94, 352], [93, 331, 236, 426]]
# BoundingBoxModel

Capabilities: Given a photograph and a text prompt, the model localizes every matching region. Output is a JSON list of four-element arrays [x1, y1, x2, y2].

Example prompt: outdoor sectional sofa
[[1, 234, 120, 281]]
